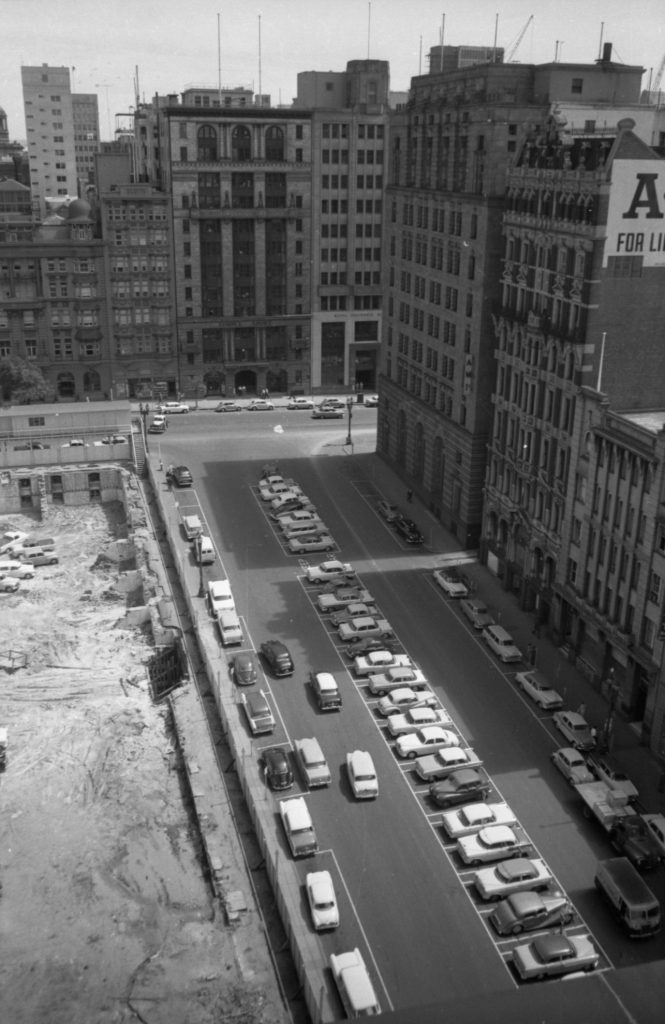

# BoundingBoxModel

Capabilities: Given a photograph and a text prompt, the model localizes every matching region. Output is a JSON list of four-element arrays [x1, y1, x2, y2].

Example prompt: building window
[[571, 78, 583, 94]]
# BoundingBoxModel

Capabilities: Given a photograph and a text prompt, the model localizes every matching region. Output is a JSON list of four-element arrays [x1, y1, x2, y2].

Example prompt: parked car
[[287, 396, 314, 410], [13, 441, 50, 451], [587, 753, 638, 802], [551, 747, 594, 786], [415, 747, 482, 782], [159, 401, 190, 414], [306, 560, 355, 584], [295, 737, 331, 788], [280, 796, 317, 858], [366, 666, 427, 696], [345, 637, 402, 659], [207, 579, 235, 615], [481, 624, 523, 663], [269, 498, 316, 519], [353, 650, 412, 675], [460, 598, 495, 630], [364, 393, 379, 407], [516, 669, 563, 710], [553, 710, 596, 751], [319, 397, 346, 408], [287, 534, 336, 554], [490, 891, 574, 936], [473, 857, 553, 901], [317, 589, 374, 614], [230, 652, 258, 686], [27, 550, 59, 567], [0, 561, 34, 580], [247, 398, 274, 411], [101, 434, 127, 445], [609, 816, 663, 871], [0, 576, 20, 593], [429, 769, 491, 809], [338, 615, 394, 642], [395, 726, 460, 760], [330, 602, 379, 626], [386, 704, 450, 733], [260, 639, 294, 676], [166, 465, 193, 487], [512, 933, 599, 981], [643, 813, 665, 858], [457, 825, 533, 866], [312, 404, 343, 418], [440, 802, 517, 840], [393, 516, 424, 544], [346, 749, 379, 799], [433, 568, 469, 598], [309, 671, 342, 712], [261, 747, 294, 791], [306, 870, 339, 930], [148, 416, 167, 433], [377, 499, 399, 522], [240, 690, 275, 734], [0, 531, 28, 553], [215, 401, 242, 412]]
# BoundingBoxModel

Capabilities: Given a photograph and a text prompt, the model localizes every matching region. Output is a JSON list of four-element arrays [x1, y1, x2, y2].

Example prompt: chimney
[[602, 42, 612, 63]]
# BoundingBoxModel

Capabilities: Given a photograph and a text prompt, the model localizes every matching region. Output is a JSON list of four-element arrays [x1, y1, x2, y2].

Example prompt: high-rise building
[[21, 64, 99, 217]]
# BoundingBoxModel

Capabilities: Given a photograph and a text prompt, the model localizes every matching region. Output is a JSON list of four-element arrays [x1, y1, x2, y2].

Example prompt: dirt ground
[[0, 503, 272, 1024]]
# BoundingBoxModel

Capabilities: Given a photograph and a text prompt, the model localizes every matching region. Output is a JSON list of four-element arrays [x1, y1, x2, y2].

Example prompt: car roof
[[247, 692, 270, 711], [533, 934, 574, 958]]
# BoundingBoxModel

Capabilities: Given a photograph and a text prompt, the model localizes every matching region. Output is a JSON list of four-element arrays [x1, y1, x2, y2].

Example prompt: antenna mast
[[258, 13, 262, 101], [367, 2, 371, 60], [217, 12, 222, 107]]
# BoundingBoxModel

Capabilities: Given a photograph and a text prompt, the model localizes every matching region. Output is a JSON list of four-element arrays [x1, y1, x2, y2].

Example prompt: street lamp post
[[346, 396, 354, 448]]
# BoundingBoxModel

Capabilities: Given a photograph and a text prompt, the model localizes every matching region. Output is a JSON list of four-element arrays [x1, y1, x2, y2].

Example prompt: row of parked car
[[0, 530, 59, 592], [257, 475, 340, 555]]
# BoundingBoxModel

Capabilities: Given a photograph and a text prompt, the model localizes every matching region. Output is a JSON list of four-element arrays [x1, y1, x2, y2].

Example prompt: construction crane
[[653, 52, 665, 94], [507, 14, 534, 63]]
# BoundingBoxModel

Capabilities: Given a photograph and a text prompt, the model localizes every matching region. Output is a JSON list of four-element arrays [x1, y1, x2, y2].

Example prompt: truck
[[595, 857, 661, 936], [575, 781, 633, 831], [576, 782, 662, 870], [330, 949, 380, 1017]]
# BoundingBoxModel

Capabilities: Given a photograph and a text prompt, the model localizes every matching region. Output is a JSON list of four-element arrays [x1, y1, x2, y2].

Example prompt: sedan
[[553, 710, 596, 751], [0, 576, 20, 593], [29, 551, 59, 567], [0, 563, 34, 580], [346, 749, 379, 799], [167, 465, 193, 487], [311, 406, 343, 419], [159, 401, 190, 414], [367, 667, 428, 697], [306, 560, 355, 584], [338, 616, 393, 642], [261, 747, 294, 791], [429, 769, 491, 809], [384, 700, 448, 728], [345, 637, 402, 659], [395, 726, 459, 760], [306, 870, 339, 931], [377, 499, 399, 522], [330, 602, 379, 626], [215, 401, 242, 413], [460, 598, 494, 630], [587, 753, 638, 801], [440, 802, 516, 840], [489, 891, 575, 936], [457, 825, 532, 866], [287, 397, 314, 410], [415, 747, 482, 782], [260, 640, 294, 676], [101, 434, 127, 445], [474, 857, 553, 901], [247, 399, 275, 411], [512, 934, 599, 981], [208, 579, 235, 615], [433, 568, 469, 598], [230, 652, 259, 686], [516, 669, 563, 710], [393, 516, 424, 545], [287, 534, 336, 554], [317, 587, 374, 613], [364, 393, 379, 407], [551, 747, 594, 786]]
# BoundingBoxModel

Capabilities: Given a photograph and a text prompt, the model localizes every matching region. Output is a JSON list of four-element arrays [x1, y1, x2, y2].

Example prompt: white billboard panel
[[604, 159, 665, 267]]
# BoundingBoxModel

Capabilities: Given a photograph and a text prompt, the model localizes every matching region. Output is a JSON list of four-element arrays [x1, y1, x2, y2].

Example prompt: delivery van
[[182, 515, 203, 541], [595, 857, 661, 937], [195, 535, 216, 565]]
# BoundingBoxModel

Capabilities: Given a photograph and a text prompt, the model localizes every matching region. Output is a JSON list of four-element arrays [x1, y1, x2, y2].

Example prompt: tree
[[0, 357, 56, 404]]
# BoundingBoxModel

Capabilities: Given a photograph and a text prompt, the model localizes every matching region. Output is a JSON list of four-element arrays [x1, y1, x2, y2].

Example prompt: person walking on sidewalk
[[406, 489, 413, 503]]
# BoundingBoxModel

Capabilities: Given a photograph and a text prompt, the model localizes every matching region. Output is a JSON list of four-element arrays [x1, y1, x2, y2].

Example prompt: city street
[[155, 408, 665, 1021]]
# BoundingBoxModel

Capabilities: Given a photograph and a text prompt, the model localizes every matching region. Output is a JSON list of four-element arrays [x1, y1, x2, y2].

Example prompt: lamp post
[[346, 395, 354, 449], [140, 403, 150, 451]]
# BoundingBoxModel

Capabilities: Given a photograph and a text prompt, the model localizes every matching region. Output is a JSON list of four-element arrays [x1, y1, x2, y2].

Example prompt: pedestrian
[[577, 702, 587, 719], [532, 621, 541, 639], [406, 489, 413, 503]]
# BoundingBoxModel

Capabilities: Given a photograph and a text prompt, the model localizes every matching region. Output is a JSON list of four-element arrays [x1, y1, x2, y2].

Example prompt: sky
[[2, 0, 664, 141]]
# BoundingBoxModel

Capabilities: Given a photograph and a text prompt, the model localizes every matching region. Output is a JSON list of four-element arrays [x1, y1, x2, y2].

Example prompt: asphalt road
[[156, 409, 665, 1018]]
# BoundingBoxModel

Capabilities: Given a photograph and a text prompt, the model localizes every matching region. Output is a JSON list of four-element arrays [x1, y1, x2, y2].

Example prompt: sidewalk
[[364, 451, 665, 817]]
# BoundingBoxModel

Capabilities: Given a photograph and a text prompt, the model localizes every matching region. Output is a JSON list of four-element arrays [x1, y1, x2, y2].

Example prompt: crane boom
[[507, 14, 534, 63], [654, 53, 665, 93]]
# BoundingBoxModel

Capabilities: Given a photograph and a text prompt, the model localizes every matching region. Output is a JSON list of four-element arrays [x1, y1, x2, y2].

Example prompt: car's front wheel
[[407, 751, 417, 760]]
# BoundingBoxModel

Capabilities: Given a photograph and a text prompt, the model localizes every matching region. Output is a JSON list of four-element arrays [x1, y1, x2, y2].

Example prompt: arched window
[[197, 125, 218, 162], [232, 125, 251, 161], [265, 126, 284, 161], [57, 371, 76, 398]]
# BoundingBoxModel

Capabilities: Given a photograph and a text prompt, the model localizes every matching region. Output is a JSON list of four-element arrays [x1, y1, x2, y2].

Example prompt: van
[[282, 521, 328, 540], [182, 515, 203, 541], [481, 624, 522, 663], [330, 949, 380, 1016], [217, 610, 243, 646], [310, 671, 342, 711], [22, 536, 56, 552], [595, 857, 661, 937], [195, 535, 216, 565]]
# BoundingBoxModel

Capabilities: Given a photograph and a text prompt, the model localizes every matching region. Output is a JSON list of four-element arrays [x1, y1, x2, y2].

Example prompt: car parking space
[[252, 478, 341, 556]]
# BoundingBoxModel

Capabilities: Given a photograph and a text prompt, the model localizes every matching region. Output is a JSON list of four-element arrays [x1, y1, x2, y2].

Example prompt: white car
[[207, 579, 235, 615], [338, 616, 394, 642], [512, 933, 599, 981], [353, 651, 412, 676], [306, 560, 355, 584], [457, 825, 532, 866], [364, 393, 379, 407], [380, 691, 442, 721], [552, 710, 596, 751], [158, 401, 190, 414], [473, 857, 553, 901], [259, 480, 302, 501], [0, 576, 21, 593], [247, 398, 275, 411], [330, 602, 379, 626], [287, 397, 314, 410], [306, 870, 339, 930], [516, 669, 563, 710], [440, 802, 517, 840], [433, 568, 469, 598], [460, 598, 494, 629], [346, 749, 378, 799], [481, 624, 522, 663], [377, 499, 399, 522], [0, 562, 34, 579], [587, 753, 638, 801], [551, 747, 594, 786], [395, 726, 460, 760], [0, 531, 28, 554], [295, 737, 331, 788], [287, 534, 336, 554], [415, 747, 482, 782], [367, 666, 427, 696], [316, 587, 373, 613]]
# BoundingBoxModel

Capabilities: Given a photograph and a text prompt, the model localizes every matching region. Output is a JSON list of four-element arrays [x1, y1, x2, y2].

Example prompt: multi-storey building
[[21, 64, 99, 217], [0, 105, 29, 185]]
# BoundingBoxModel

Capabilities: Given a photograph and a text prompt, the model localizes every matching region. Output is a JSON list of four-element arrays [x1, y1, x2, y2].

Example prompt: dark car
[[260, 639, 294, 677], [167, 465, 193, 487], [609, 815, 662, 871], [393, 515, 424, 545], [489, 891, 575, 936], [343, 636, 402, 659], [101, 434, 127, 445], [230, 652, 258, 686], [262, 747, 294, 791], [429, 768, 491, 808], [13, 441, 50, 451]]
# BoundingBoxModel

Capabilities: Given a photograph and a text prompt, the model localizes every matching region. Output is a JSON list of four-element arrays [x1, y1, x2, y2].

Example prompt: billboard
[[604, 159, 665, 268]]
